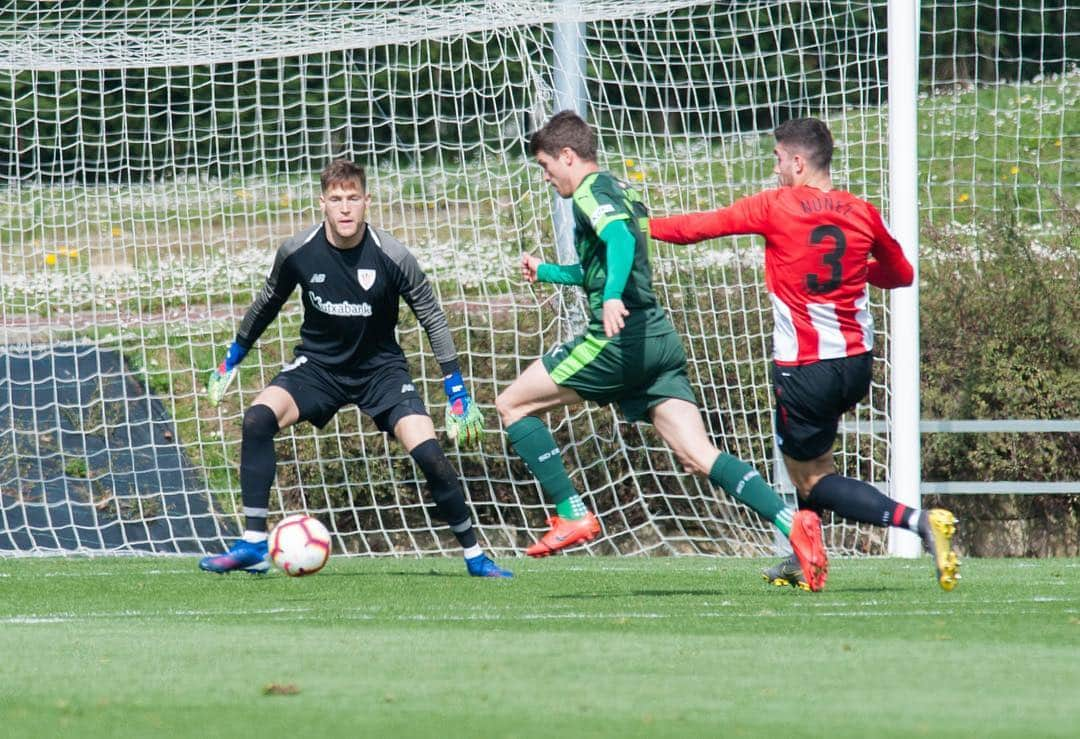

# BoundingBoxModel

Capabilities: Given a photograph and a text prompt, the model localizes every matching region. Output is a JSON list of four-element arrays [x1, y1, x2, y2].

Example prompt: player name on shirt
[[798, 193, 856, 216]]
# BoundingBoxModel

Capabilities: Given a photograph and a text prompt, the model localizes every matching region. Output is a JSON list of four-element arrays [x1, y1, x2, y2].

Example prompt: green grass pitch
[[1, 556, 1077, 738]]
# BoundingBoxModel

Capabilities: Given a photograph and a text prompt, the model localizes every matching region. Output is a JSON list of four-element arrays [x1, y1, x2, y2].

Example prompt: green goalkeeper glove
[[206, 342, 247, 407], [443, 371, 484, 446]]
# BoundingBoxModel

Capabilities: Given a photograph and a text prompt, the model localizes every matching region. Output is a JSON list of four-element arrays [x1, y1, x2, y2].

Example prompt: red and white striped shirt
[[650, 187, 913, 365]]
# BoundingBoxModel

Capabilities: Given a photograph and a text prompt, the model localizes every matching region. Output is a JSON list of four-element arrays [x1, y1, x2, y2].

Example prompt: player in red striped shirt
[[650, 118, 959, 591]]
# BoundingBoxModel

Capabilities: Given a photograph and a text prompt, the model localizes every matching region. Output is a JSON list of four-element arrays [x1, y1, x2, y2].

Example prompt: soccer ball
[[268, 514, 331, 576]]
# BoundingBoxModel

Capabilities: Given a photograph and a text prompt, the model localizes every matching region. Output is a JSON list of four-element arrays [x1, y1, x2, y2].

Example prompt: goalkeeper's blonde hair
[[320, 158, 367, 194]]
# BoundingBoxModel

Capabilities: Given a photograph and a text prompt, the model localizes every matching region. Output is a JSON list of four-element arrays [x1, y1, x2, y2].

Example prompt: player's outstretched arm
[[650, 193, 771, 244], [207, 233, 302, 406], [376, 232, 485, 447], [523, 252, 584, 286]]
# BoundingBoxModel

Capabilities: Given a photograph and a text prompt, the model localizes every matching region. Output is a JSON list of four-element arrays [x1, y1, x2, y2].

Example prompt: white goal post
[[0, 1, 1072, 558]]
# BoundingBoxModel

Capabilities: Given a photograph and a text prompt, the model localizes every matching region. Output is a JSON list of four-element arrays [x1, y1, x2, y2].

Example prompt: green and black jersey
[[570, 171, 668, 336], [538, 171, 697, 418]]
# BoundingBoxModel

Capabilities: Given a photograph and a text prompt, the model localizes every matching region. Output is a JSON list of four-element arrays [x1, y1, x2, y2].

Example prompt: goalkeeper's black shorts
[[269, 354, 427, 431], [771, 351, 874, 461]]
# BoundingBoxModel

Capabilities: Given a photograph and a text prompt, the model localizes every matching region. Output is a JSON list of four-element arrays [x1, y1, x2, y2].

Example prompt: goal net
[[0, 1, 1071, 557]]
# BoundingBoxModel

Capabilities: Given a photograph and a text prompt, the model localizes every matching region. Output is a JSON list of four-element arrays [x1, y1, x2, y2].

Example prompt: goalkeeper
[[496, 111, 827, 590], [650, 117, 959, 591], [200, 159, 509, 578]]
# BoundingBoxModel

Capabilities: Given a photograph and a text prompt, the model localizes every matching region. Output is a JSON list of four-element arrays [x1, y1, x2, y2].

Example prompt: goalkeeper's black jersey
[[235, 223, 459, 376]]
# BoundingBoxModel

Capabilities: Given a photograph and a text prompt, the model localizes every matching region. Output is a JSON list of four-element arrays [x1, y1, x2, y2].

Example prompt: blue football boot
[[199, 539, 269, 574], [465, 553, 513, 578]]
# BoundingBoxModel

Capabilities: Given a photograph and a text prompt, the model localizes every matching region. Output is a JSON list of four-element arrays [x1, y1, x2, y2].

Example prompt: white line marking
[[0, 617, 69, 624], [2, 603, 1075, 625]]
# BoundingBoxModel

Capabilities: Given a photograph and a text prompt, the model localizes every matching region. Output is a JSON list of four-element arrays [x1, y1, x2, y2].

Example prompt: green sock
[[709, 453, 793, 535], [507, 416, 583, 517], [555, 494, 588, 520]]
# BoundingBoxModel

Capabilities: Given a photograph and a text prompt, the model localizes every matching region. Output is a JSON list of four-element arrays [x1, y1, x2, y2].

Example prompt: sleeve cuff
[[439, 358, 462, 377]]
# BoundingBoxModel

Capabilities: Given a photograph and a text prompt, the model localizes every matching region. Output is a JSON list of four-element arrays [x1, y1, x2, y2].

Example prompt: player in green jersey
[[495, 111, 828, 590]]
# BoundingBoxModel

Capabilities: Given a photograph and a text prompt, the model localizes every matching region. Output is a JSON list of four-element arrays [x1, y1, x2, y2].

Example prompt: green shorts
[[541, 327, 697, 423]]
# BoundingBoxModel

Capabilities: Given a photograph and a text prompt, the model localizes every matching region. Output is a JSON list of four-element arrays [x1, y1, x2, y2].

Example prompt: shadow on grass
[[548, 588, 728, 599]]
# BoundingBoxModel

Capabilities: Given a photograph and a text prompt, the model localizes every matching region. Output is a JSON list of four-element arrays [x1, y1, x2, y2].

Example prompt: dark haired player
[[650, 117, 959, 591], [200, 159, 509, 578], [496, 111, 827, 589]]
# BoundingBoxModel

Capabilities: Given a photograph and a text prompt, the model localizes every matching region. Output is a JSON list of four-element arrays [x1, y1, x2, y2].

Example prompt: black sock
[[239, 404, 279, 534], [806, 473, 905, 528], [410, 439, 477, 549]]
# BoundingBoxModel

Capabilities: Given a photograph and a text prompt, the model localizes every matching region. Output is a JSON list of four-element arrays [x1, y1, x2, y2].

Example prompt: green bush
[[920, 205, 1080, 554]]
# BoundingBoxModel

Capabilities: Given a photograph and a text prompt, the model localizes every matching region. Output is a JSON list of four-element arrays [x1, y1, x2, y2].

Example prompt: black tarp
[[0, 345, 234, 552]]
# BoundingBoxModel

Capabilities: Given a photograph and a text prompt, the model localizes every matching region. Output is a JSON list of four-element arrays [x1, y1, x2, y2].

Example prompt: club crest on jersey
[[357, 269, 376, 290]]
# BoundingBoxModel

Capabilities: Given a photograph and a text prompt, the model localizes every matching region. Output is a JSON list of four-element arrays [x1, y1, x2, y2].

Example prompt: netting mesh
[[0, 0, 1073, 556]]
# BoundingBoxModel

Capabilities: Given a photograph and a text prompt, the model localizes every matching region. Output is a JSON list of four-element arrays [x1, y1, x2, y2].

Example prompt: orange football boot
[[525, 511, 601, 557], [789, 509, 828, 591]]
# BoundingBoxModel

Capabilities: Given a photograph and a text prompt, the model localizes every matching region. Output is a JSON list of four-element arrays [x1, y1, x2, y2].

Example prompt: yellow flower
[[1055, 139, 1062, 147], [624, 158, 635, 167], [630, 171, 645, 182], [111, 226, 122, 237], [958, 193, 969, 203], [44, 253, 57, 266], [67, 249, 79, 259], [1009, 165, 1019, 175]]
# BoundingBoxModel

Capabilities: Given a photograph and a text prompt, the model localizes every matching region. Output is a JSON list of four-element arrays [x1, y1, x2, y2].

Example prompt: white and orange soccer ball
[[268, 514, 331, 576]]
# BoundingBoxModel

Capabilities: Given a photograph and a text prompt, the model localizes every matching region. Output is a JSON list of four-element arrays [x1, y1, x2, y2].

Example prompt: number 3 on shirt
[[805, 224, 846, 294]]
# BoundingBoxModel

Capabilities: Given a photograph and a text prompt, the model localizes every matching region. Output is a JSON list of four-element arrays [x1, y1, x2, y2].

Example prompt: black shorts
[[269, 355, 428, 431], [772, 352, 874, 461]]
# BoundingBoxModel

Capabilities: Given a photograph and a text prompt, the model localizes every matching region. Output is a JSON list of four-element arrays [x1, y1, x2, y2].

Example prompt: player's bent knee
[[799, 472, 830, 497], [243, 404, 279, 441], [410, 439, 469, 523], [494, 391, 523, 427]]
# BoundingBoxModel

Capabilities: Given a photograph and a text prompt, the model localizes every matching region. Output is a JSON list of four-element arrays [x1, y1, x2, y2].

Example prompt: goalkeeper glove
[[443, 370, 484, 446], [206, 341, 248, 407]]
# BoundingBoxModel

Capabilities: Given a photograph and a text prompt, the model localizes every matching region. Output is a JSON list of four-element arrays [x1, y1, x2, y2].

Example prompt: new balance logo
[[310, 273, 326, 283], [401, 383, 415, 393]]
